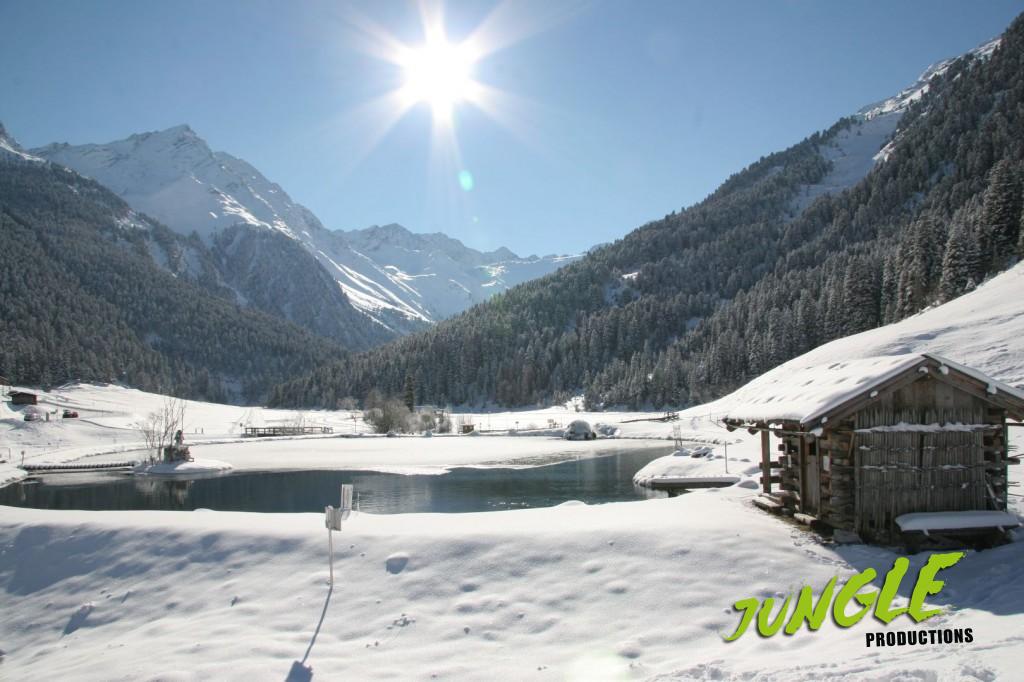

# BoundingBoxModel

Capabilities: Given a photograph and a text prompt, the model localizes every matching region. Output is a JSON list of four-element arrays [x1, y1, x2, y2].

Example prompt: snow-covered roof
[[721, 353, 1024, 427]]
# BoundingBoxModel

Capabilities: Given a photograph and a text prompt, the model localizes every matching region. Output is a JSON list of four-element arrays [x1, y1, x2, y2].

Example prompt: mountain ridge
[[32, 129, 579, 335], [0, 151, 353, 402]]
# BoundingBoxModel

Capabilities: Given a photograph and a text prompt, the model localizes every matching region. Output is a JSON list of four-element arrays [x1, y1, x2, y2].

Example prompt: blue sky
[[2, 1, 1022, 255]]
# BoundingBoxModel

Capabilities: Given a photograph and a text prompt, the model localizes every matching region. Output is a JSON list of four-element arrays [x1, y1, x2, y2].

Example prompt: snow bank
[[0, 462, 27, 487], [3, 487, 1023, 680], [896, 510, 1022, 532], [134, 458, 233, 476], [633, 447, 750, 487]]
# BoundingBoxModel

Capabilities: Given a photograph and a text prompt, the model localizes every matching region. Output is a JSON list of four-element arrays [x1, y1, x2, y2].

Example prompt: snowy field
[[1, 479, 1022, 681], [2, 264, 1024, 679], [0, 382, 685, 479]]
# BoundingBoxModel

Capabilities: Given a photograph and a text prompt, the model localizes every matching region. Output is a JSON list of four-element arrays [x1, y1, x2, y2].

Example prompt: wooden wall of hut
[[774, 374, 1009, 542]]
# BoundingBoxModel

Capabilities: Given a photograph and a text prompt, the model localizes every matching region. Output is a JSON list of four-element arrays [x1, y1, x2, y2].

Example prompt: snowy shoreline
[[3, 486, 1023, 680]]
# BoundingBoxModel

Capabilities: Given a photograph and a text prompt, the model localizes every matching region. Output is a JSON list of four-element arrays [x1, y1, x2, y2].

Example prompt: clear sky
[[2, 1, 1022, 256]]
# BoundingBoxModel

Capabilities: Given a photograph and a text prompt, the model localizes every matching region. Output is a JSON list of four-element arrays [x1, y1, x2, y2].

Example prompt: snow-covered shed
[[10, 390, 37, 406], [722, 353, 1024, 543]]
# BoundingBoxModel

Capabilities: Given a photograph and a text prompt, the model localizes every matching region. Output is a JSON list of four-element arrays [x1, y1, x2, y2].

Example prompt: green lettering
[[784, 577, 837, 635], [874, 557, 910, 624], [756, 595, 792, 637], [908, 551, 965, 622], [723, 597, 759, 641], [832, 567, 877, 628]]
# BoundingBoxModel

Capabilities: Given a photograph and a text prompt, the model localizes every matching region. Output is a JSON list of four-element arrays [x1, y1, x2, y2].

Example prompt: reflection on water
[[0, 448, 674, 514]]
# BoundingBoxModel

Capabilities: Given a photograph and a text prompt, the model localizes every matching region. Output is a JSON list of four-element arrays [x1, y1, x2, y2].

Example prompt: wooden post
[[761, 428, 771, 494]]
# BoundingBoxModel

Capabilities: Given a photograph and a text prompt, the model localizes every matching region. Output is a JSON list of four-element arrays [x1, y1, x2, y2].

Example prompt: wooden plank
[[752, 495, 783, 514], [761, 429, 771, 494]]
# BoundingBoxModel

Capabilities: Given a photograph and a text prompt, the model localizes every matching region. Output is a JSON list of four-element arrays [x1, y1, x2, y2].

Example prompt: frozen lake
[[0, 446, 676, 513]]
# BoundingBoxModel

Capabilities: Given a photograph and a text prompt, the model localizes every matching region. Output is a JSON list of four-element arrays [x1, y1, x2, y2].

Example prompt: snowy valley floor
[[2, 482, 1023, 681], [1, 417, 1022, 681], [3, 266, 1024, 679]]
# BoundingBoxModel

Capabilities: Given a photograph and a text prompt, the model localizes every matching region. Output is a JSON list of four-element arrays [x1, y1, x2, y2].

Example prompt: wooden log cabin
[[722, 353, 1024, 544]]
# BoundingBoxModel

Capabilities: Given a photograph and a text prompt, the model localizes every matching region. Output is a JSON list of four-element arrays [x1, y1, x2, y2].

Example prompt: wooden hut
[[10, 391, 38, 406], [722, 354, 1024, 544]]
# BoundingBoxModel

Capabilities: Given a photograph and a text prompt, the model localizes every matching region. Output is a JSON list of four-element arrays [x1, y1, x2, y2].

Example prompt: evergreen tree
[[841, 256, 877, 334], [403, 372, 416, 411], [939, 219, 975, 301], [1017, 199, 1024, 259], [981, 159, 1023, 269]]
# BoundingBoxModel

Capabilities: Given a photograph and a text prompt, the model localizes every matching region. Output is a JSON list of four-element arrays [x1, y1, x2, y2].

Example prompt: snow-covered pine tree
[[1017, 196, 1024, 259], [841, 256, 877, 334], [938, 218, 975, 301], [981, 159, 1023, 269]]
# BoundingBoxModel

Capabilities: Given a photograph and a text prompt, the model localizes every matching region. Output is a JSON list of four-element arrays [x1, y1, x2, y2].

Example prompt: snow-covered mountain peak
[[791, 35, 1002, 218], [29, 124, 577, 335], [33, 126, 321, 242], [347, 223, 529, 267], [859, 37, 1002, 120], [0, 121, 44, 163]]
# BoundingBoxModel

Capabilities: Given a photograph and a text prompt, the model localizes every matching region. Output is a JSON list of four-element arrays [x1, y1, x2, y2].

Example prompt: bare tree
[[139, 397, 187, 461], [364, 399, 412, 434], [336, 397, 358, 412]]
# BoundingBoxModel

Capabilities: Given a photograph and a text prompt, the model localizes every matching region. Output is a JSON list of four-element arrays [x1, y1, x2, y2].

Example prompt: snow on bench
[[645, 475, 740, 490], [895, 510, 1021, 534]]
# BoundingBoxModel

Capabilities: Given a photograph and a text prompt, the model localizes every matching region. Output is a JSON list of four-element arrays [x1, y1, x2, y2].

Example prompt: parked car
[[63, 409, 79, 418], [564, 419, 596, 441], [23, 412, 41, 422]]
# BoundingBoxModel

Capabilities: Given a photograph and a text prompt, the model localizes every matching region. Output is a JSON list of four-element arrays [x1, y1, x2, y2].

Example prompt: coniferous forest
[[0, 159, 348, 402], [269, 14, 1024, 410]]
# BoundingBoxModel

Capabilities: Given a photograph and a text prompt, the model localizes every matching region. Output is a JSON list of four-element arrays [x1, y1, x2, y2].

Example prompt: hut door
[[802, 441, 820, 514]]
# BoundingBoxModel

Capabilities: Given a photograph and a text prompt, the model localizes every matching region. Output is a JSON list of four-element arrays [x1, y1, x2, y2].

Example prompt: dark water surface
[[0, 447, 674, 514]]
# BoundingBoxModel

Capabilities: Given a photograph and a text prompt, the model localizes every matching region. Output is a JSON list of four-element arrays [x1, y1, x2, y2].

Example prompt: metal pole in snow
[[724, 440, 729, 474], [324, 485, 353, 589], [328, 522, 334, 586]]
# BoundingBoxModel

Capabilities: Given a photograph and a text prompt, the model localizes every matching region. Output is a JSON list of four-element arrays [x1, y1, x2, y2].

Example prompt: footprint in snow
[[605, 581, 629, 594]]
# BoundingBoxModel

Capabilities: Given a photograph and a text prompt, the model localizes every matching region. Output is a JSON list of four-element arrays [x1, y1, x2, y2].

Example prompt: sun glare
[[399, 39, 477, 119], [333, 1, 582, 174]]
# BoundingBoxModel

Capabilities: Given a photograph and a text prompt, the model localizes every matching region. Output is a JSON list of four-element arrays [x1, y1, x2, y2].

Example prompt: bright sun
[[399, 39, 477, 119]]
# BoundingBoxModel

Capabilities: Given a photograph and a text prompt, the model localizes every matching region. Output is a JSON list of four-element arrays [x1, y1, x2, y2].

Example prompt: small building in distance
[[722, 353, 1024, 545], [10, 390, 38, 406], [242, 425, 333, 437]]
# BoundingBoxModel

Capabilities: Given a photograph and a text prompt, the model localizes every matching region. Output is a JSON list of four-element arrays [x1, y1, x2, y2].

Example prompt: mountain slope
[[703, 261, 1024, 421], [269, 16, 1024, 409], [33, 127, 390, 348], [0, 138, 348, 403], [33, 130, 578, 336]]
